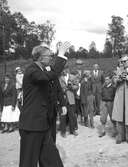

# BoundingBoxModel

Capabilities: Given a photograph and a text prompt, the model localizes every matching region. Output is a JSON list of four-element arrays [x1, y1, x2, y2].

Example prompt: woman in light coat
[[112, 55, 128, 144]]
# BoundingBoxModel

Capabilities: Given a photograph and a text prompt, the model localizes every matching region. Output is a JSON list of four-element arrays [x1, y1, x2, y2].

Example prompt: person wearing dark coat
[[47, 77, 67, 143], [0, 84, 3, 113], [90, 64, 104, 115], [59, 71, 69, 137], [66, 82, 78, 136], [0, 74, 19, 133], [80, 73, 92, 126], [0, 84, 3, 130], [112, 55, 128, 144], [19, 42, 71, 167]]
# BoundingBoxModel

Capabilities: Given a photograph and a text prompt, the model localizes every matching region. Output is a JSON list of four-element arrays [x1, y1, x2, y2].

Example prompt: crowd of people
[[58, 54, 128, 145], [0, 41, 128, 166], [58, 62, 104, 136]]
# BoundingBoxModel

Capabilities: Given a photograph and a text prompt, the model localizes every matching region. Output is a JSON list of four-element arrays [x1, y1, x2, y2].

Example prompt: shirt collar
[[35, 62, 44, 71], [106, 83, 112, 88]]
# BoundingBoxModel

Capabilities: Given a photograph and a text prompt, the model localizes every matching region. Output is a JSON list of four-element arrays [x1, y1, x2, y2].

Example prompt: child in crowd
[[80, 73, 92, 126], [99, 76, 116, 137], [66, 81, 78, 136]]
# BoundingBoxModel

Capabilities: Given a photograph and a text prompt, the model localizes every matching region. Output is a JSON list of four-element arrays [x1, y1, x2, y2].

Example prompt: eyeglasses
[[121, 61, 127, 63], [43, 55, 53, 59]]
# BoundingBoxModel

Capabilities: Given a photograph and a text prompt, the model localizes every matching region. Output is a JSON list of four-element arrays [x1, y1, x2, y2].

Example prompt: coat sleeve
[[56, 79, 66, 106], [31, 68, 57, 83], [12, 86, 17, 108], [31, 57, 67, 83], [0, 86, 4, 112], [80, 82, 85, 104], [101, 71, 105, 84], [93, 96, 97, 112], [101, 86, 103, 99]]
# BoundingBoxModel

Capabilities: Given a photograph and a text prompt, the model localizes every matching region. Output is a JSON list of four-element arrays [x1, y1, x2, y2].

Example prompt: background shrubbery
[[0, 57, 118, 81]]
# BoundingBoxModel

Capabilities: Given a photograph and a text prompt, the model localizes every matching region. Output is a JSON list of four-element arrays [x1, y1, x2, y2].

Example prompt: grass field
[[0, 57, 118, 80]]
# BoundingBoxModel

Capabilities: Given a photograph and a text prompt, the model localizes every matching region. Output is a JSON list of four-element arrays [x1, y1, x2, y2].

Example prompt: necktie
[[95, 70, 98, 77]]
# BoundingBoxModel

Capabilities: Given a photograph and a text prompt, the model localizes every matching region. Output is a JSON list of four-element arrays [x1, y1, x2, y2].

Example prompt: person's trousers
[[81, 103, 87, 118], [100, 101, 116, 134], [50, 117, 57, 143], [19, 129, 64, 167], [94, 92, 101, 115], [88, 109, 94, 127], [60, 115, 67, 135], [81, 103, 88, 124], [100, 101, 114, 125], [67, 105, 77, 133], [75, 98, 81, 117], [116, 122, 128, 142]]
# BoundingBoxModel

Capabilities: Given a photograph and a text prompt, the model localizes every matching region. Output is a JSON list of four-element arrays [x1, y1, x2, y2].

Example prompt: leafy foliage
[[107, 15, 125, 57], [88, 41, 101, 58], [0, 1, 56, 60], [103, 38, 113, 57], [38, 20, 56, 45]]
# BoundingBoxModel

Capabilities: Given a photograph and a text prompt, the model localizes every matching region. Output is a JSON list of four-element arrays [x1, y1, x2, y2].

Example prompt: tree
[[0, 0, 56, 60], [25, 33, 40, 58], [12, 12, 29, 46], [89, 41, 96, 50], [11, 12, 39, 58], [88, 41, 100, 58], [103, 38, 113, 57], [76, 47, 88, 58], [0, 0, 9, 13], [38, 20, 56, 46], [68, 45, 76, 58], [107, 15, 125, 57], [124, 35, 128, 54], [0, 0, 16, 57], [12, 12, 28, 30]]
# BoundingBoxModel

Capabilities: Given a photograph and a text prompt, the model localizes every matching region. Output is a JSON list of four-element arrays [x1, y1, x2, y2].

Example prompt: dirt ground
[[0, 116, 128, 167]]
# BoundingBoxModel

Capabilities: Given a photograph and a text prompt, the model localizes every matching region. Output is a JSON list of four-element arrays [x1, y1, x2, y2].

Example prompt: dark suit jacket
[[80, 79, 92, 104], [19, 56, 66, 131], [47, 78, 66, 122], [90, 70, 104, 94]]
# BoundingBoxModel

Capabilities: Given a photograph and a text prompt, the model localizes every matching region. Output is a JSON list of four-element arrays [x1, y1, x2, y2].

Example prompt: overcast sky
[[8, 0, 128, 51]]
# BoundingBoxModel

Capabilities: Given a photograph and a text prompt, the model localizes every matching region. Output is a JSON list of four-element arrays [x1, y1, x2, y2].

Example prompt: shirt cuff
[[58, 54, 68, 60]]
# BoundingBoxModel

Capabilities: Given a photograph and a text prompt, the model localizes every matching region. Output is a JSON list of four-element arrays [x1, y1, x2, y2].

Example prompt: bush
[[0, 57, 118, 81]]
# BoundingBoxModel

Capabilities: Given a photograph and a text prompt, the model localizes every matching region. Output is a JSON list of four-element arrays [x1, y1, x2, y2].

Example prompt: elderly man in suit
[[19, 42, 71, 167], [90, 64, 104, 115]]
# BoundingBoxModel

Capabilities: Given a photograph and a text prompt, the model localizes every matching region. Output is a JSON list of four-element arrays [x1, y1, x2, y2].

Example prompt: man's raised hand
[[58, 41, 71, 57]]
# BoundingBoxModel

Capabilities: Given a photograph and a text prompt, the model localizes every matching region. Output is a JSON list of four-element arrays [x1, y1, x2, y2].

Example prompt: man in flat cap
[[19, 42, 71, 167]]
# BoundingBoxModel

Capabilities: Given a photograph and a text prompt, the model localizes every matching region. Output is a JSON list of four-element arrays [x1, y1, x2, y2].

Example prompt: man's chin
[[41, 62, 49, 66]]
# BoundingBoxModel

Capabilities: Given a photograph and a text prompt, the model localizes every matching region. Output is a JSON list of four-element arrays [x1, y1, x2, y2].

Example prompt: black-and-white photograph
[[0, 0, 128, 166]]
